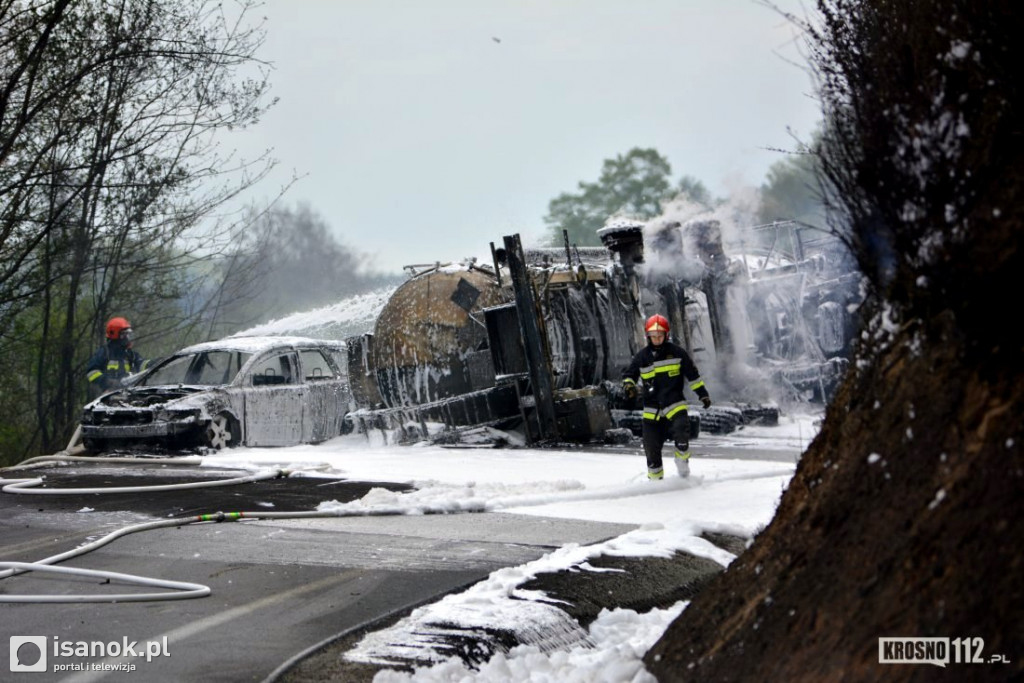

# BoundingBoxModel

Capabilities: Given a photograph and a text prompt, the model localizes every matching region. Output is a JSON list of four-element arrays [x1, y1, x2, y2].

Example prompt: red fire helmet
[[644, 314, 670, 335], [105, 317, 132, 340]]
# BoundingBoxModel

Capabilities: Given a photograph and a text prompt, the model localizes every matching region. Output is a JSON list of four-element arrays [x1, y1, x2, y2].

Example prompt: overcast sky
[[231, 0, 823, 274]]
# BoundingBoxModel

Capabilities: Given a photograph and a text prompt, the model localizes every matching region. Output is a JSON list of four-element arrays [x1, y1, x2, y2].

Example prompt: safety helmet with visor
[[105, 317, 133, 342]]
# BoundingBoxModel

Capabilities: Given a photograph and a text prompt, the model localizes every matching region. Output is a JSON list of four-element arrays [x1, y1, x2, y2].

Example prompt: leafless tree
[[0, 0, 279, 459]]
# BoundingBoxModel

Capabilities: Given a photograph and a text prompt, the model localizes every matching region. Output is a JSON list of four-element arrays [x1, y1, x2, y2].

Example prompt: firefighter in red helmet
[[622, 314, 711, 479], [85, 317, 146, 400]]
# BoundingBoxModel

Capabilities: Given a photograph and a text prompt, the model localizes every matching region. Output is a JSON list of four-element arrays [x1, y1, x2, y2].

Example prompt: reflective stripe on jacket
[[622, 340, 709, 420], [85, 341, 144, 387]]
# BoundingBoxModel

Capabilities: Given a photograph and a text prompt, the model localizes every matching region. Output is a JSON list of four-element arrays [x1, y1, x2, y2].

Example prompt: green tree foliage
[[545, 148, 713, 247], [675, 175, 713, 208]]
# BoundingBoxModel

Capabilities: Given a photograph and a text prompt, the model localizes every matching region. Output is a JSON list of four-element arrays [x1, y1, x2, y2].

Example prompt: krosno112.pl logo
[[878, 637, 1009, 667]]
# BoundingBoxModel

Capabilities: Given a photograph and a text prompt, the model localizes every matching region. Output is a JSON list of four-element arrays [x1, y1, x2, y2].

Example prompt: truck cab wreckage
[[343, 218, 861, 446]]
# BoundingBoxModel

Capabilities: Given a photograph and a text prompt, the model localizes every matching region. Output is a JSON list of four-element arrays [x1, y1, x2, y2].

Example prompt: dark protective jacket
[[85, 340, 145, 398], [622, 339, 709, 420]]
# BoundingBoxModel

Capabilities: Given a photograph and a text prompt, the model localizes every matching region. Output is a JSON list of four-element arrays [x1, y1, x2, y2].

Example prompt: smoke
[[631, 185, 832, 407], [618, 183, 858, 411], [637, 186, 764, 284], [637, 198, 708, 284]]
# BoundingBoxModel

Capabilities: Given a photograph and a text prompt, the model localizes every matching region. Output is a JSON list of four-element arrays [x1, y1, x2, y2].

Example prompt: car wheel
[[205, 412, 240, 450]]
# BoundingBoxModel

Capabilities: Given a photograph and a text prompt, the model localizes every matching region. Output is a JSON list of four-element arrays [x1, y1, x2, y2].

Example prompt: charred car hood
[[93, 385, 213, 409]]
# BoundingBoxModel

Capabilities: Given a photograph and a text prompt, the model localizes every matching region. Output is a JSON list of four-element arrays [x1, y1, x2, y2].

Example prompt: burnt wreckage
[[344, 219, 860, 444], [79, 337, 350, 453]]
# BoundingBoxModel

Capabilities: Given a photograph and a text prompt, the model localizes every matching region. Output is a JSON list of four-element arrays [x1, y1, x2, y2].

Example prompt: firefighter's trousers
[[641, 411, 690, 478]]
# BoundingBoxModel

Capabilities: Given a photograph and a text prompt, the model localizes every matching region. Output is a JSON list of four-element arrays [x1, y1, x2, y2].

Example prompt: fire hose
[[0, 457, 484, 603]]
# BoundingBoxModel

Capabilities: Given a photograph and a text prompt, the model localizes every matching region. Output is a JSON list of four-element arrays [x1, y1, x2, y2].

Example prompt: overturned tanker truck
[[343, 218, 860, 445]]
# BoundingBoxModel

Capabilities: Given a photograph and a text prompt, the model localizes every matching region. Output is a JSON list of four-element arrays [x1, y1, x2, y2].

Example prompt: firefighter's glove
[[623, 382, 638, 401], [701, 396, 712, 410]]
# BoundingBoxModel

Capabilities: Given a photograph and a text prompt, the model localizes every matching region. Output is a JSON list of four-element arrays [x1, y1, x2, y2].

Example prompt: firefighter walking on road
[[622, 314, 712, 479], [85, 317, 146, 400]]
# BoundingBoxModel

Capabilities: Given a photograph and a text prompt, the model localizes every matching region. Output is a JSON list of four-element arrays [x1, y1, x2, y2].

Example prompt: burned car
[[79, 336, 350, 453]]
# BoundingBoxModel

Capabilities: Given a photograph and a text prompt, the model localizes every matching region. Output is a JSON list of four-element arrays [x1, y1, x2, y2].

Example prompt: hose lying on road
[[0, 468, 286, 495], [0, 561, 211, 603], [4, 453, 206, 471], [0, 461, 483, 603]]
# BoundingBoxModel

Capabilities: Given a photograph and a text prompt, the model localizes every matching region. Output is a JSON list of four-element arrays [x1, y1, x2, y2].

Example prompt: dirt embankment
[[644, 313, 1023, 682]]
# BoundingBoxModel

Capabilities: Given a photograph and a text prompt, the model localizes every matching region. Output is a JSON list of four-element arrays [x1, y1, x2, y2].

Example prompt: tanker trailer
[[372, 265, 509, 406], [344, 263, 525, 440], [480, 230, 646, 443], [343, 220, 799, 445], [343, 234, 646, 443]]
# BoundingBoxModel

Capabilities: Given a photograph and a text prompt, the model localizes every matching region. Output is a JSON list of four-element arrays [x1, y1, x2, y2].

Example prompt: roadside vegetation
[[0, 1, 392, 464]]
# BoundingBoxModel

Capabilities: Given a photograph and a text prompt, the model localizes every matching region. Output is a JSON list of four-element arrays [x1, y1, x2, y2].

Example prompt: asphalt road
[[0, 462, 635, 682], [0, 430, 803, 681]]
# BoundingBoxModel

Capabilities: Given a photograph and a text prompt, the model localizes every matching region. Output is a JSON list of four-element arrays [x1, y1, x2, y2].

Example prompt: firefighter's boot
[[674, 450, 691, 478]]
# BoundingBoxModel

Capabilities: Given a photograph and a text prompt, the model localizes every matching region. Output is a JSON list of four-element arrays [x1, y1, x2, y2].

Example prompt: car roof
[[175, 335, 344, 356]]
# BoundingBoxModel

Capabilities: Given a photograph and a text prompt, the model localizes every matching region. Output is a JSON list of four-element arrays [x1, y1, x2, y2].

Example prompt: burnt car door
[[243, 349, 305, 446], [298, 347, 345, 442]]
